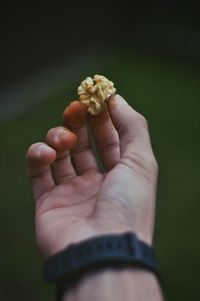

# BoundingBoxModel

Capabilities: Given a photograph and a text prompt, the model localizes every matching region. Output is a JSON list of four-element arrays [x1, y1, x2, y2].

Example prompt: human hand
[[26, 94, 158, 259]]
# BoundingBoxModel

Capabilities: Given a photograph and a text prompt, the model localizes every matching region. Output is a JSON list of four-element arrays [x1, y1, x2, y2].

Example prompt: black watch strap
[[44, 232, 158, 284]]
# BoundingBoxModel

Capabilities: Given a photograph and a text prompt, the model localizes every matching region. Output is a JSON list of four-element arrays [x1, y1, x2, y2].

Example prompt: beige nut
[[77, 75, 116, 115]]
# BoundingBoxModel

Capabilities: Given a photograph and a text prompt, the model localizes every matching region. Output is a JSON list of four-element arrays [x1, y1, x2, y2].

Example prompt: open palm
[[27, 95, 157, 258]]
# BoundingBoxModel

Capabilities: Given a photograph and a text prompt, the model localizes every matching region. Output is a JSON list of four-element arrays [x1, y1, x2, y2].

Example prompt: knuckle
[[136, 113, 148, 128], [129, 111, 148, 129], [149, 156, 158, 174], [99, 140, 119, 155]]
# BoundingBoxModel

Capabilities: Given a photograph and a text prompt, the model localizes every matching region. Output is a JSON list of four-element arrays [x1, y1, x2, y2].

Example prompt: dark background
[[1, 1, 200, 89], [0, 1, 200, 300]]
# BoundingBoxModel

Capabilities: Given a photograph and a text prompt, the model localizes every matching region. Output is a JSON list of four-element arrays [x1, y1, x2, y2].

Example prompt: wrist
[[62, 268, 163, 301], [44, 232, 161, 300]]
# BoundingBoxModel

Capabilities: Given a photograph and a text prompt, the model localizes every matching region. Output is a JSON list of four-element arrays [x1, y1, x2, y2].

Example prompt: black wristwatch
[[44, 232, 159, 299]]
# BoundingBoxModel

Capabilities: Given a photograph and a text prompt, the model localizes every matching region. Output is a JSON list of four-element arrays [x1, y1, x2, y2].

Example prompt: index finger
[[88, 104, 120, 171]]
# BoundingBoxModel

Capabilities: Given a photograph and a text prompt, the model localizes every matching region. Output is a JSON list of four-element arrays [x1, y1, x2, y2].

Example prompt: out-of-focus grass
[[0, 51, 200, 300]]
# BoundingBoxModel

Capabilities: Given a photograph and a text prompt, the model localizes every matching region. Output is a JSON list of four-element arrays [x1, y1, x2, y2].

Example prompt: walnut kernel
[[77, 75, 116, 115]]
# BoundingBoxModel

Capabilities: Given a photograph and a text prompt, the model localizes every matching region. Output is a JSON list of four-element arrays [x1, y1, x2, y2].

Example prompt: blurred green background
[[1, 1, 200, 300]]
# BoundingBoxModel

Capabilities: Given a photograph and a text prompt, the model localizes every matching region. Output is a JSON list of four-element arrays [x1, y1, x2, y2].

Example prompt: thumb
[[107, 94, 157, 172]]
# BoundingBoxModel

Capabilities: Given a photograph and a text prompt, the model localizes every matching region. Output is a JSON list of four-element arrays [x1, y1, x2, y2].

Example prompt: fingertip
[[27, 142, 56, 165], [108, 94, 127, 109], [88, 104, 109, 127], [114, 94, 126, 102], [63, 100, 88, 129], [26, 143, 56, 197], [46, 126, 77, 151]]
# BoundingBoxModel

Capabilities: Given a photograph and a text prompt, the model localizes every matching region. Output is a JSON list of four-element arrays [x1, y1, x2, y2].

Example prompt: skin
[[26, 94, 162, 300]]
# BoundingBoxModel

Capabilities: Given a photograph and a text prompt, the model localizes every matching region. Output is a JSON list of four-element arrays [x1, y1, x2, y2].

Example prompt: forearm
[[63, 268, 164, 301]]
